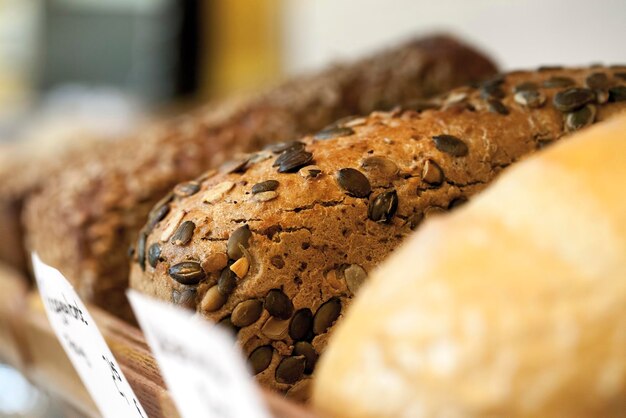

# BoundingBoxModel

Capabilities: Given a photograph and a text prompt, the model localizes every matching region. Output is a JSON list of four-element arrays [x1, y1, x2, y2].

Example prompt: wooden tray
[[0, 270, 317, 418]]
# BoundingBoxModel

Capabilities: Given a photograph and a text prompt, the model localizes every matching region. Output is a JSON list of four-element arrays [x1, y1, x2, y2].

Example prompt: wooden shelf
[[0, 269, 317, 418]]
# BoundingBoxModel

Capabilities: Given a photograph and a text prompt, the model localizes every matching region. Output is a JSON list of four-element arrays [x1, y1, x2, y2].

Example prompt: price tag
[[127, 290, 271, 418], [31, 253, 147, 418]]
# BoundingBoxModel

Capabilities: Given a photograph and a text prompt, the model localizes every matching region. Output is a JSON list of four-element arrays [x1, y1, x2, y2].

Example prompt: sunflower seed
[[336, 168, 371, 198], [147, 243, 161, 268], [344, 264, 367, 295], [203, 181, 235, 204], [201, 252, 228, 273], [553, 88, 595, 112], [514, 89, 546, 108], [232, 299, 263, 327], [173, 181, 201, 198], [249, 346, 273, 375], [432, 134, 468, 157], [160, 211, 184, 242], [313, 298, 341, 334], [565, 104, 596, 132], [227, 225, 251, 260], [289, 308, 313, 341], [422, 159, 444, 185], [264, 289, 293, 320], [168, 261, 206, 285], [252, 191, 278, 202], [200, 285, 226, 312], [261, 317, 290, 340], [251, 180, 279, 194], [368, 190, 398, 223], [313, 127, 355, 140]]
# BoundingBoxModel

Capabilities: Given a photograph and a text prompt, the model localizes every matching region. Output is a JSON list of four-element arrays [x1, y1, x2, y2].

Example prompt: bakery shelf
[[0, 272, 317, 418]]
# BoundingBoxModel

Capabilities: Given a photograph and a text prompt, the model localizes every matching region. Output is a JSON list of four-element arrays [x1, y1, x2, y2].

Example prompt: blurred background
[[1, 0, 626, 147], [0, 0, 625, 416]]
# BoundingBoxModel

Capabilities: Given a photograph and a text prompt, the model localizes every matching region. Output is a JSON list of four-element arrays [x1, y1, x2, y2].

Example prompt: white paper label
[[32, 253, 147, 418], [127, 290, 271, 418]]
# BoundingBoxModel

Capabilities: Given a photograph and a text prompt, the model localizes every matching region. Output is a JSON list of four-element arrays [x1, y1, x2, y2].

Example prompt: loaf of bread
[[0, 131, 118, 275], [313, 114, 626, 418], [24, 35, 496, 320], [129, 66, 626, 395]]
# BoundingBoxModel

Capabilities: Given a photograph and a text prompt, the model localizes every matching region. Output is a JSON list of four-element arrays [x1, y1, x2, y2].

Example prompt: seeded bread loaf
[[129, 66, 626, 395], [24, 35, 497, 320], [313, 115, 626, 418]]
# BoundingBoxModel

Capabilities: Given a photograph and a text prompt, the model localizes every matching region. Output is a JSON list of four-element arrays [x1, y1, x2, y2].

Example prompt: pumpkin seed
[[227, 225, 251, 260], [251, 180, 279, 194], [313, 298, 341, 334], [275, 356, 306, 384], [147, 243, 161, 268], [249, 346, 273, 375], [553, 88, 595, 112], [264, 289, 293, 320], [368, 190, 398, 223], [313, 127, 355, 140], [289, 309, 313, 341], [168, 261, 206, 285], [171, 220, 195, 246], [432, 134, 468, 157], [336, 168, 371, 198]]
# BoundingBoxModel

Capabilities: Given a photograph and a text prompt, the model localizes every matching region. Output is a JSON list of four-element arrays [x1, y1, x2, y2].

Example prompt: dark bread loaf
[[24, 35, 497, 319], [129, 66, 626, 396], [0, 137, 115, 275]]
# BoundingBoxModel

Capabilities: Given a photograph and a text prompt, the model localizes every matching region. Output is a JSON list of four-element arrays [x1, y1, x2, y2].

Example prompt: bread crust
[[313, 114, 626, 418], [24, 35, 496, 319], [130, 67, 626, 393]]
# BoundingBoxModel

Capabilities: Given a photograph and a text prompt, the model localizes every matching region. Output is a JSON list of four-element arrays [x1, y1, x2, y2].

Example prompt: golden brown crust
[[130, 67, 626, 392], [313, 114, 626, 418], [24, 35, 497, 319]]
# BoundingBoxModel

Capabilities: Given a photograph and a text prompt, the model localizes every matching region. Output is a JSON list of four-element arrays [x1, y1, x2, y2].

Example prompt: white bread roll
[[313, 114, 626, 418]]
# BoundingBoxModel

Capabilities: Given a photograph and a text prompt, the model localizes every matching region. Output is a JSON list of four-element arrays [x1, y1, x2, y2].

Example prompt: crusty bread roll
[[313, 114, 626, 417]]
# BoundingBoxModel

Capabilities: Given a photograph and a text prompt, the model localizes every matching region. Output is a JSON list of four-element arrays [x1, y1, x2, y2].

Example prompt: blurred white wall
[[282, 0, 626, 73]]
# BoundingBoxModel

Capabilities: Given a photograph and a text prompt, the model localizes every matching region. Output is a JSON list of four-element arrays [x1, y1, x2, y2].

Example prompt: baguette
[[313, 114, 626, 418], [129, 66, 626, 394], [24, 35, 496, 320]]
